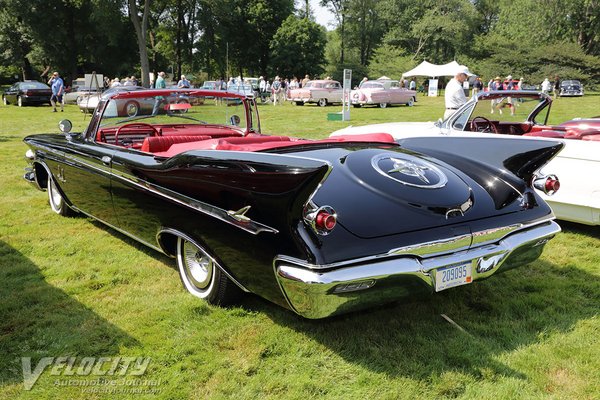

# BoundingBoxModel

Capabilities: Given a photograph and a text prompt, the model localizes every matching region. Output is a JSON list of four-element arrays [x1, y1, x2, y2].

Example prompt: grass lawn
[[0, 94, 598, 399]]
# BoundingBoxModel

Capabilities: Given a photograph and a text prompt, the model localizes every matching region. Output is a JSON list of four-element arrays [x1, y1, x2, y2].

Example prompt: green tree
[[321, 0, 349, 64], [269, 15, 326, 78], [0, 0, 138, 84], [367, 45, 416, 79]]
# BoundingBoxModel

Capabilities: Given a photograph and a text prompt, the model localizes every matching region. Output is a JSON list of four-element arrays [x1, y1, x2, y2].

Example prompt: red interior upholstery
[[523, 130, 565, 138], [527, 125, 567, 134], [160, 127, 244, 138], [153, 132, 397, 157], [564, 128, 600, 140], [214, 136, 291, 150], [141, 135, 210, 153], [582, 133, 600, 141]]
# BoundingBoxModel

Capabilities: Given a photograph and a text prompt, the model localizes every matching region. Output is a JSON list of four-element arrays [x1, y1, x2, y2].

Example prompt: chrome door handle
[[101, 156, 112, 165]]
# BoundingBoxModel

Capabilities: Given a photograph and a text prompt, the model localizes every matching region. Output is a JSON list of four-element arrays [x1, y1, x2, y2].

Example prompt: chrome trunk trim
[[274, 220, 560, 319]]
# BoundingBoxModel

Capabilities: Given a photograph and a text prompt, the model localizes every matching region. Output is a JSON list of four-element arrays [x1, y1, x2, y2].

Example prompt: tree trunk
[[128, 0, 152, 87]]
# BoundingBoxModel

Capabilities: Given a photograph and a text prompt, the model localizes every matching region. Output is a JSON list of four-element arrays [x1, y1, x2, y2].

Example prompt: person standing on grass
[[48, 71, 64, 112], [155, 71, 167, 89], [444, 65, 470, 119], [177, 75, 190, 88], [553, 75, 560, 99]]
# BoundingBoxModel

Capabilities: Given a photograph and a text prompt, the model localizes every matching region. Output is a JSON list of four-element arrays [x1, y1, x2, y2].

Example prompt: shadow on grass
[[242, 257, 599, 383], [0, 135, 20, 142], [55, 215, 599, 387], [0, 240, 140, 387], [558, 220, 600, 239]]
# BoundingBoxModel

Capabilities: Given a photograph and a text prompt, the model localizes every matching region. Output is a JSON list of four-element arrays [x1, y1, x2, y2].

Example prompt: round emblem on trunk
[[371, 153, 448, 188]]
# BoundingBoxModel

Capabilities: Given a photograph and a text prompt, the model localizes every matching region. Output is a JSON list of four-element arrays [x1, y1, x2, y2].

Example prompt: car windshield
[[360, 82, 384, 89], [98, 92, 258, 133], [20, 82, 49, 89], [450, 93, 550, 130], [304, 81, 323, 88]]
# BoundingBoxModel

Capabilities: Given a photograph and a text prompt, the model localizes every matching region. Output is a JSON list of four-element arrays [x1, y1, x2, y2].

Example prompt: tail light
[[304, 205, 337, 235], [315, 210, 336, 231], [533, 174, 560, 195]]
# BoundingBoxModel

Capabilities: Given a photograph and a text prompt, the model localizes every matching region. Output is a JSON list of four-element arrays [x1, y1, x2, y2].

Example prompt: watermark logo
[[21, 356, 151, 391]]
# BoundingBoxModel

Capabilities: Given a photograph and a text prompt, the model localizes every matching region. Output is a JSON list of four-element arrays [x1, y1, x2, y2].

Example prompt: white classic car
[[288, 79, 343, 107], [351, 78, 417, 108], [331, 91, 600, 225]]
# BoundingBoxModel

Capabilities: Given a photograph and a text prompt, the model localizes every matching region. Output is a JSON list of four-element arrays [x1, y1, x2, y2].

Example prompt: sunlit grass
[[0, 94, 598, 399]]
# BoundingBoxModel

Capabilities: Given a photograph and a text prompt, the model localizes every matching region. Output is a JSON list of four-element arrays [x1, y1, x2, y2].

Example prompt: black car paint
[[3, 81, 52, 106], [23, 91, 563, 315]]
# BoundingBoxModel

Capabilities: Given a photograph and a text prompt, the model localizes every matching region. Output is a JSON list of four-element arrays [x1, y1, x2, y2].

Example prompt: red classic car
[[351, 78, 417, 108]]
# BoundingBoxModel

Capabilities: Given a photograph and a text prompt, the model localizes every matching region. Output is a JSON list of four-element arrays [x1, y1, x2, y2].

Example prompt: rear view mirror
[[58, 119, 72, 134]]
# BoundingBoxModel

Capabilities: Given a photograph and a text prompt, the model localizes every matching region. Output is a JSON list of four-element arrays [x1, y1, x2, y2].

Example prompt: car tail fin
[[397, 136, 563, 183]]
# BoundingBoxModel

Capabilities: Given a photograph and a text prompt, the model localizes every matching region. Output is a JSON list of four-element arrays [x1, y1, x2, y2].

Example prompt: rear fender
[[143, 150, 332, 233], [397, 136, 564, 208]]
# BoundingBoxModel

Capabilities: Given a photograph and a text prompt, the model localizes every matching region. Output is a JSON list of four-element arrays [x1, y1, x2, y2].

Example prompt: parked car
[[2, 81, 52, 107], [331, 90, 600, 226], [225, 83, 256, 104], [23, 88, 563, 318], [77, 85, 145, 114], [200, 80, 222, 90], [63, 77, 103, 104], [351, 78, 417, 108], [559, 80, 584, 97], [288, 79, 343, 106]]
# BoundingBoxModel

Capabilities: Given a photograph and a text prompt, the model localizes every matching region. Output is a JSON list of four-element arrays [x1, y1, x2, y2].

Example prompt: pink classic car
[[351, 78, 416, 108], [288, 80, 343, 107]]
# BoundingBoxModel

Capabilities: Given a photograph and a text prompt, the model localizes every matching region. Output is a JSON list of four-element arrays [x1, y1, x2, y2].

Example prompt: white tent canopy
[[402, 61, 472, 77]]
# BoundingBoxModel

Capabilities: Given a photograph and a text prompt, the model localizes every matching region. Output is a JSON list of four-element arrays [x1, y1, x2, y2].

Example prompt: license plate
[[435, 262, 472, 292]]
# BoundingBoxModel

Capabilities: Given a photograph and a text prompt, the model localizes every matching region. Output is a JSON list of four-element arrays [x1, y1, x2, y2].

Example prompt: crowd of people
[[445, 68, 564, 119], [46, 68, 566, 121], [106, 75, 139, 88]]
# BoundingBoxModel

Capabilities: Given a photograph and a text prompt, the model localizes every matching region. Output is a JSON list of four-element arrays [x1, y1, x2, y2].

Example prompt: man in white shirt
[[444, 65, 470, 119]]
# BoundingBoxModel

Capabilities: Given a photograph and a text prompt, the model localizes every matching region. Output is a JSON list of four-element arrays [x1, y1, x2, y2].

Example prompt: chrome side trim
[[61, 152, 279, 236], [275, 220, 560, 318]]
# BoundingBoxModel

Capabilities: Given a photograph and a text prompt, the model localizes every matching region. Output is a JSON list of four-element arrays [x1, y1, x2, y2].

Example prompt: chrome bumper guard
[[23, 168, 38, 187], [275, 221, 560, 319]]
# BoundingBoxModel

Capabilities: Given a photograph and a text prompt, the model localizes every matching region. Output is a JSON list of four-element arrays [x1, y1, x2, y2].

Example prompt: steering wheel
[[470, 116, 498, 134], [114, 122, 160, 146]]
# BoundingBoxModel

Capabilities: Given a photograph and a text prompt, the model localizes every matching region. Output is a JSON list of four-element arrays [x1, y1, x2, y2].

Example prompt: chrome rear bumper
[[275, 220, 560, 319]]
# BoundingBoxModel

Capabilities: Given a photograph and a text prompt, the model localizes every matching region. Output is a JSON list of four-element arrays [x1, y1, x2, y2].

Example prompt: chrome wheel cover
[[125, 102, 139, 117], [178, 239, 215, 297], [48, 179, 63, 213]]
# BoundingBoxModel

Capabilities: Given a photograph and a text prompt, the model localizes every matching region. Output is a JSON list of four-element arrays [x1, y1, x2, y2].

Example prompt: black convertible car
[[23, 88, 563, 318]]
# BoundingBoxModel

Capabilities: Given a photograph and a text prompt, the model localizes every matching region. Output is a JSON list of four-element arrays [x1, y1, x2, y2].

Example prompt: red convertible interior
[[95, 125, 397, 156], [468, 118, 600, 141]]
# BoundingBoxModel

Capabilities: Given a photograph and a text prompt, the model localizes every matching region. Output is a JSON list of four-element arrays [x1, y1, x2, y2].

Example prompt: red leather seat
[[161, 129, 243, 138], [582, 133, 600, 141], [523, 130, 565, 138], [564, 129, 600, 140], [214, 136, 291, 150], [329, 133, 396, 143], [141, 135, 210, 153]]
